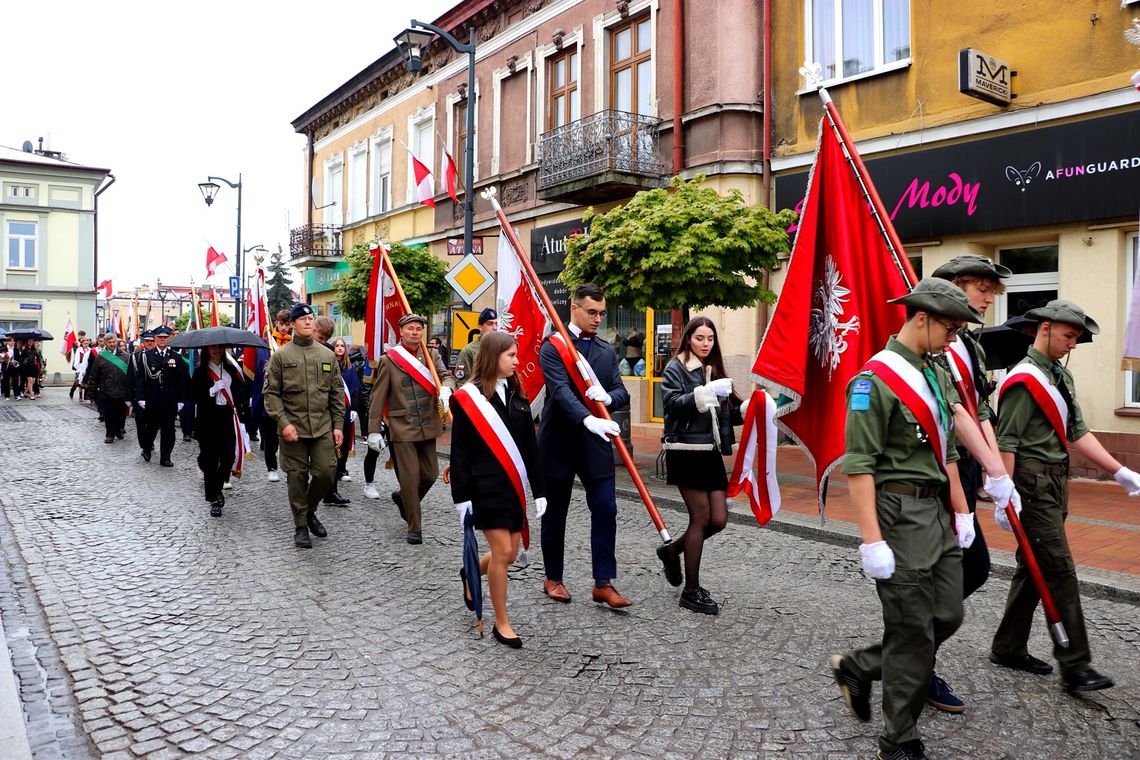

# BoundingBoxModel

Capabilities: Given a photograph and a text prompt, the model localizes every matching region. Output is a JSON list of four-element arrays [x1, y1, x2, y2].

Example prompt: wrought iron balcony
[[537, 109, 666, 203], [289, 224, 343, 266]]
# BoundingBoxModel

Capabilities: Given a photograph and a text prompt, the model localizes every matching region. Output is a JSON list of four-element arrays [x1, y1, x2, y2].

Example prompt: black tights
[[674, 488, 728, 591]]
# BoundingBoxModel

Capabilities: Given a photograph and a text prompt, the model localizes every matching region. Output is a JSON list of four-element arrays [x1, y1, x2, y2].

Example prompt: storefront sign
[[958, 48, 1013, 106], [775, 110, 1140, 240], [530, 218, 590, 275], [446, 237, 483, 256], [303, 261, 351, 295]]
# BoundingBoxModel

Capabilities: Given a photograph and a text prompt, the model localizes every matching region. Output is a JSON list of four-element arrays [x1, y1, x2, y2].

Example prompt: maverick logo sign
[[959, 48, 1013, 106]]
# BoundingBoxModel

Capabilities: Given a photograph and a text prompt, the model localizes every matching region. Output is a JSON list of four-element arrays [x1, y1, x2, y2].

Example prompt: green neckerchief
[[922, 358, 951, 434]]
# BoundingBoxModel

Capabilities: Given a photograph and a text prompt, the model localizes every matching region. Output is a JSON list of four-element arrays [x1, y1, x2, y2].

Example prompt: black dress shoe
[[209, 500, 223, 517], [160, 459, 173, 467], [141, 449, 152, 462], [988, 651, 1053, 675], [116, 431, 125, 439], [1063, 669, 1114, 693], [323, 491, 351, 506], [307, 516, 327, 538], [406, 531, 422, 544], [460, 568, 475, 611], [492, 626, 522, 649], [656, 539, 683, 587], [392, 491, 406, 520], [294, 527, 312, 548], [104, 437, 114, 444], [679, 587, 719, 615]]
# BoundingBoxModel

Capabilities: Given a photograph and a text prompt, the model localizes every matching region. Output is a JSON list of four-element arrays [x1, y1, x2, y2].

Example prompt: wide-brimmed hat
[[888, 278, 985, 323], [1024, 299, 1100, 335], [398, 313, 427, 327], [931, 254, 1012, 281]]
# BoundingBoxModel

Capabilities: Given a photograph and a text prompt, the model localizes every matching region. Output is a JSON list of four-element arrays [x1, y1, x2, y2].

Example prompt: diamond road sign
[[444, 253, 494, 305]]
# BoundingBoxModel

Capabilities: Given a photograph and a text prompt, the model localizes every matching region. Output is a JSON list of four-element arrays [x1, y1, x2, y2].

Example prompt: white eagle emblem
[[496, 296, 521, 337], [809, 256, 860, 378]]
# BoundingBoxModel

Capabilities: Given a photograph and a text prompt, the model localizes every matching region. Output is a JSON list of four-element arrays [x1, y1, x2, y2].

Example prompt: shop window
[[995, 243, 1058, 323], [1125, 234, 1140, 407], [600, 307, 648, 377], [6, 221, 37, 269], [805, 0, 911, 86]]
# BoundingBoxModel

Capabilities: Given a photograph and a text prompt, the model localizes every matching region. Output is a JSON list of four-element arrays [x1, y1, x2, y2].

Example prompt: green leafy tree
[[173, 310, 232, 331], [562, 175, 797, 314], [336, 240, 450, 322], [265, 249, 295, 316]]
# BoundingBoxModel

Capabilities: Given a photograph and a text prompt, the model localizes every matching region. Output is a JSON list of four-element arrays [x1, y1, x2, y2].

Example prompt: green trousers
[[279, 435, 337, 528], [991, 458, 1091, 674], [845, 489, 964, 754]]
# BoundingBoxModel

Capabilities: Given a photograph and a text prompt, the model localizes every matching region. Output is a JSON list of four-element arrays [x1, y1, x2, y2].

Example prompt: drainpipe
[[93, 172, 116, 293], [756, 0, 773, 343], [671, 0, 686, 349]]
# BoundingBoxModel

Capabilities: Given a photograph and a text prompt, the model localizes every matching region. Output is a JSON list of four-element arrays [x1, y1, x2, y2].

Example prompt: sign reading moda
[[775, 110, 1140, 240]]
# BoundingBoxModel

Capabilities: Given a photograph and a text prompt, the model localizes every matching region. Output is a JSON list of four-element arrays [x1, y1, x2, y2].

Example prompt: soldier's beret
[[1024, 299, 1100, 335], [888, 278, 985, 324], [478, 308, 498, 325], [398, 313, 427, 327], [931, 254, 1012, 281], [288, 303, 315, 321]]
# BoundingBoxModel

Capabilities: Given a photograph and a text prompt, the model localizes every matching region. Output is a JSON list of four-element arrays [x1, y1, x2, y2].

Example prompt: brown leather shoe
[[543, 580, 572, 603], [591, 583, 632, 609]]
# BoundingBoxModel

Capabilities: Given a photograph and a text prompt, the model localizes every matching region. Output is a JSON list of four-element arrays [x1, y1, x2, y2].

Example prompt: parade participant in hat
[[830, 278, 982, 760], [132, 325, 189, 467], [989, 299, 1140, 693], [449, 331, 547, 647], [366, 312, 455, 544], [263, 303, 344, 548], [537, 283, 632, 609], [126, 331, 156, 455], [192, 344, 249, 517], [454, 307, 499, 382], [925, 254, 1018, 712], [85, 334, 132, 444]]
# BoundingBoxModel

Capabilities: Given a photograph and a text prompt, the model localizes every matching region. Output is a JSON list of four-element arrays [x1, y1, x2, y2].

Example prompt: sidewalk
[[438, 429, 1140, 601]]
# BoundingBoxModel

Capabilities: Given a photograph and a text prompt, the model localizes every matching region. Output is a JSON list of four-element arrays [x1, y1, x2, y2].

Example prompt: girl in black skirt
[[449, 331, 546, 647], [659, 316, 743, 615], [192, 345, 248, 517]]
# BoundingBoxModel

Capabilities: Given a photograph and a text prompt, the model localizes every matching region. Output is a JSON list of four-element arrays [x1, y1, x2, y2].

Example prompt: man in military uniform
[[263, 303, 345, 548], [830, 278, 982, 760], [990, 299, 1140, 693], [85, 334, 131, 443], [133, 326, 188, 466], [126, 331, 156, 451], [454, 307, 498, 382], [366, 313, 454, 544]]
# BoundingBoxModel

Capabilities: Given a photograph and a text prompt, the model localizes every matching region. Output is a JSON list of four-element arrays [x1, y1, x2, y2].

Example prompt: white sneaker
[[267, 470, 281, 482], [364, 484, 380, 499], [340, 473, 353, 482], [222, 481, 232, 490]]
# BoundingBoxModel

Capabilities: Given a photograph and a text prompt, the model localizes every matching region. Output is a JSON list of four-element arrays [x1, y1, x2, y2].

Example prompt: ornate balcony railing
[[537, 109, 665, 190], [289, 224, 342, 261]]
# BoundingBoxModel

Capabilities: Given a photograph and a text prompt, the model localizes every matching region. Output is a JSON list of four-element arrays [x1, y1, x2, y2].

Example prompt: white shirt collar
[[568, 323, 583, 339], [495, 378, 508, 405]]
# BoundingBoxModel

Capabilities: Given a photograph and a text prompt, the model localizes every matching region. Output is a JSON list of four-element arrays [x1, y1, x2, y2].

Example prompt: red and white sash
[[453, 383, 531, 548], [387, 343, 438, 396], [208, 366, 251, 478], [997, 364, 1068, 446], [863, 349, 949, 474], [341, 376, 355, 455], [549, 332, 603, 408], [946, 340, 977, 404], [728, 389, 781, 525]]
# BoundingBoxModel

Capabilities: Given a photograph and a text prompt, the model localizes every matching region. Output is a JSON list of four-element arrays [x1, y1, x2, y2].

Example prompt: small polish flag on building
[[399, 139, 436, 208], [97, 279, 113, 298], [205, 246, 227, 278]]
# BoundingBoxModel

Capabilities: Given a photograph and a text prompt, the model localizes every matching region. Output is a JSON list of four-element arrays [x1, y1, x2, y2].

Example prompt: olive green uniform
[[841, 337, 965, 756], [454, 336, 480, 381], [992, 346, 1092, 674], [263, 335, 345, 528]]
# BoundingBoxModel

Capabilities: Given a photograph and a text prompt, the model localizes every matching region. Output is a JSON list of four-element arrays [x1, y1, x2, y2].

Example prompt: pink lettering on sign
[[889, 173, 980, 220], [787, 197, 806, 235]]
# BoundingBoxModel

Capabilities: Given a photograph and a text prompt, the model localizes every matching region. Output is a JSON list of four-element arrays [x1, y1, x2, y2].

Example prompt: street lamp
[[396, 19, 476, 258], [199, 174, 243, 327], [156, 288, 170, 328]]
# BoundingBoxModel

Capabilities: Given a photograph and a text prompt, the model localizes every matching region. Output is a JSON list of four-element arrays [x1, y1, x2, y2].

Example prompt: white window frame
[[1125, 233, 1140, 407], [347, 140, 368, 224], [370, 126, 393, 217], [801, 0, 913, 93], [323, 152, 344, 225], [6, 220, 38, 270], [993, 242, 1060, 325], [407, 105, 436, 206]]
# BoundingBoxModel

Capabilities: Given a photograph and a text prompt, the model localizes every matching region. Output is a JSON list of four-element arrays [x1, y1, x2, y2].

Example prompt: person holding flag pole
[[361, 242, 406, 499]]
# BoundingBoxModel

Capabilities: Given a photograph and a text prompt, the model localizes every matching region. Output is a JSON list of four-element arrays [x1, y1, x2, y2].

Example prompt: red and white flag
[[398, 140, 436, 208], [364, 243, 407, 363], [205, 246, 227, 278], [60, 317, 77, 357], [209, 288, 221, 327], [243, 266, 269, 380], [751, 115, 914, 510], [439, 132, 461, 204], [728, 390, 781, 524], [97, 279, 113, 299], [494, 232, 549, 413]]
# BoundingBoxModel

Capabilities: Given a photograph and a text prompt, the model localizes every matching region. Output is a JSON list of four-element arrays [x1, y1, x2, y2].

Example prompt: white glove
[[1113, 466, 1140, 496], [995, 488, 1022, 532], [439, 386, 452, 409], [138, 400, 146, 409], [366, 432, 384, 452], [983, 474, 1014, 509], [739, 397, 750, 420], [585, 384, 612, 407], [208, 380, 225, 397], [693, 384, 716, 413], [177, 402, 185, 413], [350, 411, 358, 424], [955, 512, 976, 549], [707, 378, 733, 398], [534, 497, 547, 518], [455, 500, 472, 526], [859, 541, 895, 580], [583, 415, 621, 440]]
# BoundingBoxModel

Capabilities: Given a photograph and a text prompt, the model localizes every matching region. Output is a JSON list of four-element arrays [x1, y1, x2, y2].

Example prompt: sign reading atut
[[774, 110, 1140, 240], [959, 48, 1013, 106]]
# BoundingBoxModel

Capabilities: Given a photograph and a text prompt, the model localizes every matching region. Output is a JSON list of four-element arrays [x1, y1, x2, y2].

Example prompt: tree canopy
[[562, 175, 796, 311], [336, 240, 451, 322]]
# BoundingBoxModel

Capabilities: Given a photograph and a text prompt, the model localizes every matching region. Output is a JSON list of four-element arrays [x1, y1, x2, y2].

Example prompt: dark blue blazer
[[537, 332, 629, 481]]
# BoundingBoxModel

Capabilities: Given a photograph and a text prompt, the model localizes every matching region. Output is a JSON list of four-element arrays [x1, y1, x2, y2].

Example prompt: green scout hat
[[888, 278, 985, 323], [930, 254, 1012, 281], [1024, 299, 1100, 335]]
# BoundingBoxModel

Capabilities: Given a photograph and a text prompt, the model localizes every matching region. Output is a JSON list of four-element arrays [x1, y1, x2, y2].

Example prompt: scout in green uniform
[[263, 303, 345, 548], [990, 299, 1140, 692], [454, 308, 498, 382], [830, 278, 983, 760]]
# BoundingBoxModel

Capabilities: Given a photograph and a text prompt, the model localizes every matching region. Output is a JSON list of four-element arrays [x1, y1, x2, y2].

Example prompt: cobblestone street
[[0, 389, 1137, 758]]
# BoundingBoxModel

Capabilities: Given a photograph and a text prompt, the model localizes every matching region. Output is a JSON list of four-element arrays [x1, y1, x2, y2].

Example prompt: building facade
[[0, 144, 110, 377]]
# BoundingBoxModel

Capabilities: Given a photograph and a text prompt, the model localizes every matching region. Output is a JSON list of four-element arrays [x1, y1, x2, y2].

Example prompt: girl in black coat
[[192, 345, 249, 517], [448, 331, 546, 648]]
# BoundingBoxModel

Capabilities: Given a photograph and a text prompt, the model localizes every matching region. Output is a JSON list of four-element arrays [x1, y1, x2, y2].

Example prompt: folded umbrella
[[168, 326, 268, 350], [462, 510, 484, 637]]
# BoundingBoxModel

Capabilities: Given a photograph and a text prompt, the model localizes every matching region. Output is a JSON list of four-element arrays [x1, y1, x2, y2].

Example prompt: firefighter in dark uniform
[[133, 325, 189, 466], [126, 331, 156, 454]]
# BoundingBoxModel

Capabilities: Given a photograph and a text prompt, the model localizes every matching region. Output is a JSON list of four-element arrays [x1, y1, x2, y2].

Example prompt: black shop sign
[[774, 109, 1140, 239], [531, 218, 590, 323]]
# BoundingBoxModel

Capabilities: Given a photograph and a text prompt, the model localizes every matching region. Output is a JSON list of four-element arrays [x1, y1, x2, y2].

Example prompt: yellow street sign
[[445, 253, 494, 305], [451, 310, 480, 350]]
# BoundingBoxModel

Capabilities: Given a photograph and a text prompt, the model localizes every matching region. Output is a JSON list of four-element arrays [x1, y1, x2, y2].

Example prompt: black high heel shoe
[[459, 568, 475, 611], [492, 626, 522, 649]]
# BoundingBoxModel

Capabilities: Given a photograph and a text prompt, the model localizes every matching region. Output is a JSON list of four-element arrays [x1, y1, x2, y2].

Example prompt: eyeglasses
[[933, 318, 964, 337], [574, 305, 607, 319]]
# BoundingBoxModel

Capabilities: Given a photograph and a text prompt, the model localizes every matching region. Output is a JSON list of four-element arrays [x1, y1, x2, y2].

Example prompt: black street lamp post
[[395, 20, 476, 258], [198, 175, 244, 327]]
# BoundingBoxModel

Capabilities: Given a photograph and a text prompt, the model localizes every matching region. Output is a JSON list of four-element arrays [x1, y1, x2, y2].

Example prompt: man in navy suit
[[538, 283, 632, 608]]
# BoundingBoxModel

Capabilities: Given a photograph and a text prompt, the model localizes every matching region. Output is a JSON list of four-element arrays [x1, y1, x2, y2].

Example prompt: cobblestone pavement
[[0, 389, 1138, 759]]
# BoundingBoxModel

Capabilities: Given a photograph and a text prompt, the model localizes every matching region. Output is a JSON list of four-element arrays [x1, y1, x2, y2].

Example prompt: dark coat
[[192, 363, 248, 442], [86, 350, 132, 400], [537, 332, 629, 481], [661, 358, 742, 455], [449, 383, 545, 512], [133, 348, 190, 407]]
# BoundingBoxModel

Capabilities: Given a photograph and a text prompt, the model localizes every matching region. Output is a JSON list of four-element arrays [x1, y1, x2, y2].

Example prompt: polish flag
[[439, 134, 461, 204], [494, 231, 549, 414], [411, 155, 436, 208], [60, 318, 77, 357], [243, 266, 270, 380], [97, 279, 113, 299], [364, 242, 407, 364], [205, 246, 227, 278]]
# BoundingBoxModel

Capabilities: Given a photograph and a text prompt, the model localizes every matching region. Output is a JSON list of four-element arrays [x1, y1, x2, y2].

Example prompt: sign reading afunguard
[[958, 48, 1014, 106]]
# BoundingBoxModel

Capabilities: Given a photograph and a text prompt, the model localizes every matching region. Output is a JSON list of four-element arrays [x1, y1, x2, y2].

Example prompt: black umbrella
[[6, 328, 53, 341], [168, 326, 268, 350], [461, 510, 484, 638]]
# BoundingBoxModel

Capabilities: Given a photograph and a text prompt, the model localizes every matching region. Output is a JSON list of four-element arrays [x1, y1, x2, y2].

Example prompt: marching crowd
[[0, 336, 47, 400], [69, 258, 1138, 760]]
